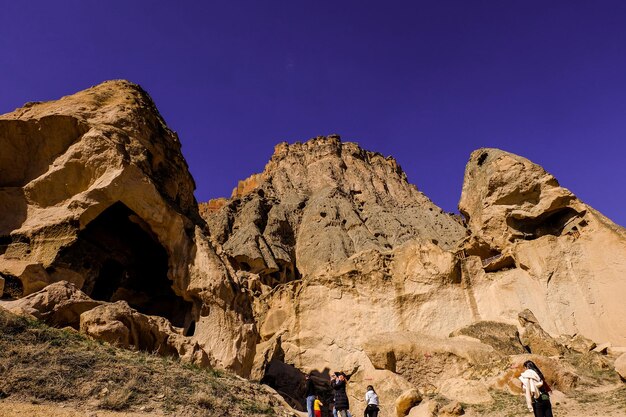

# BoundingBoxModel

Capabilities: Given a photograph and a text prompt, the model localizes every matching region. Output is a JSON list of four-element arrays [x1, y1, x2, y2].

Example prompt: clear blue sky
[[2, 1, 625, 226]]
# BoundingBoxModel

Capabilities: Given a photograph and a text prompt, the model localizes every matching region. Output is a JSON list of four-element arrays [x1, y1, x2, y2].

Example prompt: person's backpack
[[538, 379, 551, 400]]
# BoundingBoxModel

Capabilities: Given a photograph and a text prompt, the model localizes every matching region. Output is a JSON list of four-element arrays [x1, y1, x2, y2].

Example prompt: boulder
[[80, 301, 209, 367], [568, 334, 597, 353], [363, 332, 501, 390], [450, 321, 525, 355], [395, 388, 422, 417], [2, 281, 102, 328], [615, 353, 626, 381], [439, 401, 465, 416], [495, 355, 578, 394], [407, 400, 438, 417], [593, 342, 612, 355], [518, 309, 565, 356]]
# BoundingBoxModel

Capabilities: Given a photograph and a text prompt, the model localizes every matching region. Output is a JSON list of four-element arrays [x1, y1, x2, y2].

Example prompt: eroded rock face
[[459, 148, 626, 346], [449, 321, 525, 355], [202, 136, 467, 285], [0, 81, 256, 376], [3, 83, 626, 416]]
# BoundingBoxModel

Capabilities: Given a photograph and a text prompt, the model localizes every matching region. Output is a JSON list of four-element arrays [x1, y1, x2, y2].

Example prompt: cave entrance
[[56, 202, 192, 329]]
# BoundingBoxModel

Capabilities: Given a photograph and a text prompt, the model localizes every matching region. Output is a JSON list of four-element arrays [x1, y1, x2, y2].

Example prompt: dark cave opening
[[57, 202, 192, 328], [507, 207, 581, 240]]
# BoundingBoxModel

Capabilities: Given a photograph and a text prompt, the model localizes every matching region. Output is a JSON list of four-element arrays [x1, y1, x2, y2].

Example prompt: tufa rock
[[395, 388, 422, 417], [0, 81, 257, 376], [1, 280, 102, 329], [518, 309, 566, 356], [80, 300, 210, 367], [614, 353, 626, 382], [449, 321, 525, 355]]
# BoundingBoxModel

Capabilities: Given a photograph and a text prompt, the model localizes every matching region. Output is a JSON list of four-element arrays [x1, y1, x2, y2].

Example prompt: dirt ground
[[0, 400, 165, 417]]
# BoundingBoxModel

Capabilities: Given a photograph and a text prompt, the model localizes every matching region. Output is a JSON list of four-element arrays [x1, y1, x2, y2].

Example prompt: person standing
[[305, 373, 316, 417], [313, 395, 324, 417], [364, 385, 379, 417], [330, 372, 350, 417], [519, 360, 553, 417]]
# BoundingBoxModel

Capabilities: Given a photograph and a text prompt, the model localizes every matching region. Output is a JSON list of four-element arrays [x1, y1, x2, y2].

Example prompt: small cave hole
[[185, 320, 196, 337], [320, 212, 327, 218], [477, 152, 488, 166]]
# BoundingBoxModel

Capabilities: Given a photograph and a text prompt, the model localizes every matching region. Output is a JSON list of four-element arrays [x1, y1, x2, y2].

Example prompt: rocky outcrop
[[615, 353, 626, 381], [3, 82, 626, 416], [0, 81, 256, 376], [201, 136, 467, 285], [80, 300, 210, 366], [449, 320, 525, 355], [1, 280, 102, 329], [518, 309, 566, 356], [458, 148, 626, 346]]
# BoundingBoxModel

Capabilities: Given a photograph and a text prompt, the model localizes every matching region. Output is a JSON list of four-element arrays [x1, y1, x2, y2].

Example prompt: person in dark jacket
[[330, 372, 350, 417], [305, 373, 316, 417]]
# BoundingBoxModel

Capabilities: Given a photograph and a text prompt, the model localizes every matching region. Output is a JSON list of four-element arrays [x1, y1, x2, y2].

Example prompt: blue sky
[[2, 1, 625, 226]]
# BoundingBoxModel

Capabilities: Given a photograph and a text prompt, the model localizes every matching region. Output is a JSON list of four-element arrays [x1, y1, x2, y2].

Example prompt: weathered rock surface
[[458, 148, 626, 346], [615, 353, 626, 381], [201, 135, 467, 284], [518, 309, 566, 356], [1, 280, 101, 328], [80, 300, 210, 366], [449, 321, 525, 355], [395, 388, 423, 417], [3, 83, 626, 416], [0, 81, 256, 376]]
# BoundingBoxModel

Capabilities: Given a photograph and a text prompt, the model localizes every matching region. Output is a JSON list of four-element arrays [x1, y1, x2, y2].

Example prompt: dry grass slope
[[0, 307, 292, 416]]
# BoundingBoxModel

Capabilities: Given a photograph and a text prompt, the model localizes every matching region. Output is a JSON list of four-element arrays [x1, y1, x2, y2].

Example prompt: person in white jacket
[[364, 385, 379, 417], [518, 360, 553, 417]]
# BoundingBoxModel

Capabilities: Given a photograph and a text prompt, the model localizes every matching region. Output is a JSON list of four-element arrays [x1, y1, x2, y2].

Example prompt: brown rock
[[518, 309, 566, 356], [363, 332, 500, 390], [438, 379, 492, 405], [80, 301, 209, 367], [568, 334, 597, 353], [395, 388, 422, 417], [614, 353, 626, 381], [450, 321, 525, 355], [2, 281, 101, 329], [438, 401, 464, 416], [0, 81, 258, 376]]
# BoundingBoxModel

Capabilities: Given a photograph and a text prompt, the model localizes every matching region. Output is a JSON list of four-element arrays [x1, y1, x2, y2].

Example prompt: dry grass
[[0, 308, 284, 416]]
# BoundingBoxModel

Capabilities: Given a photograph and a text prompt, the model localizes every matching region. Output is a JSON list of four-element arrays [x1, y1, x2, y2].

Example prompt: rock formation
[[2, 81, 626, 416], [0, 81, 256, 375]]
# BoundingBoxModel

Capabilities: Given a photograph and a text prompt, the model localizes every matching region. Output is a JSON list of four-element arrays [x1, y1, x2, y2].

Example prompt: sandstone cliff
[[0, 81, 256, 375], [2, 82, 626, 417]]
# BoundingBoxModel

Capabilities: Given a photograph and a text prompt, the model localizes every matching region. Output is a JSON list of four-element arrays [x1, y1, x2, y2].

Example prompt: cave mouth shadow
[[261, 361, 334, 414], [57, 201, 193, 331]]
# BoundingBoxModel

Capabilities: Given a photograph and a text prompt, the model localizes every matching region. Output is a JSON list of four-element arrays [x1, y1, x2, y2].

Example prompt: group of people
[[304, 372, 379, 417], [304, 360, 553, 417]]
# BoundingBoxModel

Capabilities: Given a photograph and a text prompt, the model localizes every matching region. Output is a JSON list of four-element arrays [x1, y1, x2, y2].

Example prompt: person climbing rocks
[[330, 371, 351, 417], [305, 372, 316, 417], [364, 385, 379, 417], [519, 360, 553, 417]]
